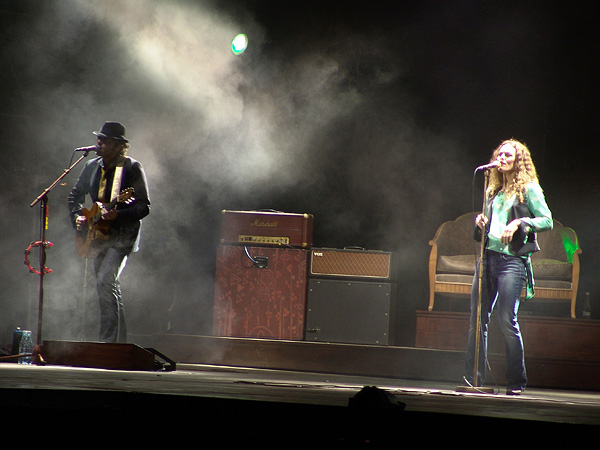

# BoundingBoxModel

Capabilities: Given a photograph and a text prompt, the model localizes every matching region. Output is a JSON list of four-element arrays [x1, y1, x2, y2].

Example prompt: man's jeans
[[95, 247, 128, 343]]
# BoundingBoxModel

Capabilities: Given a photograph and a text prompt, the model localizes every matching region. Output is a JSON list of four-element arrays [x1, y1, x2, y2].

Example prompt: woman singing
[[464, 139, 553, 395]]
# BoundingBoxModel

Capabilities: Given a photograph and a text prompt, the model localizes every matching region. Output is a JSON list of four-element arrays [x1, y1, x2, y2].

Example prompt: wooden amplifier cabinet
[[213, 244, 308, 340], [219, 209, 314, 248], [310, 247, 394, 280]]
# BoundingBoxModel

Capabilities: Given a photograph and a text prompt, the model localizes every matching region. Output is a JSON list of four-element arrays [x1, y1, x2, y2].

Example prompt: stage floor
[[1, 360, 598, 444]]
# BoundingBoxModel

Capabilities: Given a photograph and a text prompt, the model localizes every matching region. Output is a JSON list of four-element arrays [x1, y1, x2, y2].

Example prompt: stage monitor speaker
[[213, 244, 308, 340], [42, 340, 159, 371], [305, 279, 396, 345]]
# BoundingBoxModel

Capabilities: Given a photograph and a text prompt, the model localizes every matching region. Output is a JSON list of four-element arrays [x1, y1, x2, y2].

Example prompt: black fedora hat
[[93, 121, 128, 142]]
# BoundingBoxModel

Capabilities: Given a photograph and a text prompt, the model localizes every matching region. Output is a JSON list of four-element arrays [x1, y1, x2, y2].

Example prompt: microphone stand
[[28, 150, 91, 356], [473, 170, 494, 393], [457, 167, 495, 394]]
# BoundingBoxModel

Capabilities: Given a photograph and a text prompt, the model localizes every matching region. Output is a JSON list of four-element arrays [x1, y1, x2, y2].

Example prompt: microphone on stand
[[75, 145, 99, 152], [475, 160, 500, 171]]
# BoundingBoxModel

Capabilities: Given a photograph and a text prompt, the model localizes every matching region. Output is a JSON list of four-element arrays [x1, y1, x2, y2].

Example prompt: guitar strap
[[109, 158, 125, 201]]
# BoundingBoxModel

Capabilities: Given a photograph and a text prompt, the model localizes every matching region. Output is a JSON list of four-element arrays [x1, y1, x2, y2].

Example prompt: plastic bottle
[[583, 292, 591, 319], [18, 330, 33, 365], [12, 327, 22, 356]]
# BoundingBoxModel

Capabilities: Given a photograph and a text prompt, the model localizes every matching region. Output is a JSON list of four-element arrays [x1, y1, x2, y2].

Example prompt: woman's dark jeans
[[465, 250, 527, 391]]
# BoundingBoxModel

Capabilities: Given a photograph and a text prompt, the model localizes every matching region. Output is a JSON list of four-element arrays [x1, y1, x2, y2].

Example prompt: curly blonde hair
[[487, 139, 538, 203]]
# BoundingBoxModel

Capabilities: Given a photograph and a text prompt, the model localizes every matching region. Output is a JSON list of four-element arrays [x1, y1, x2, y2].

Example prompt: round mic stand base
[[455, 385, 495, 395]]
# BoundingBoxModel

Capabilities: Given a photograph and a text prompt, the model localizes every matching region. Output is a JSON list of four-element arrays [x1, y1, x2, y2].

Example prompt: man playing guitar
[[68, 121, 150, 343]]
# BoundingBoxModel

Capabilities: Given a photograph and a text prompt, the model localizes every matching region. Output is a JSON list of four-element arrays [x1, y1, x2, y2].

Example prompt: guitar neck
[[105, 198, 118, 211]]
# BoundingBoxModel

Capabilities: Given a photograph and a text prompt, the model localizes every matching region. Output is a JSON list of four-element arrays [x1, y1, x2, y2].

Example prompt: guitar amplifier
[[220, 210, 314, 248], [213, 245, 308, 340], [310, 247, 394, 280]]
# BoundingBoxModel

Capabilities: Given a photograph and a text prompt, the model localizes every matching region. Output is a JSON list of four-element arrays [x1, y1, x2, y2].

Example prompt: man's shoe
[[506, 389, 523, 396]]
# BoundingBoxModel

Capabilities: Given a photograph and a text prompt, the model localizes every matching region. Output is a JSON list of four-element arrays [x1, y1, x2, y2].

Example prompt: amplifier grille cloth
[[311, 250, 391, 278]]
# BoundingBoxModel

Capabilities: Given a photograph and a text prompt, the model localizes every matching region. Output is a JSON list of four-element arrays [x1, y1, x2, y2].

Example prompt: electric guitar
[[75, 187, 135, 258]]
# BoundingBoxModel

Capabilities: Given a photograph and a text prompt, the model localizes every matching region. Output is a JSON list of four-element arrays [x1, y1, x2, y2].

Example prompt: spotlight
[[231, 33, 248, 55]]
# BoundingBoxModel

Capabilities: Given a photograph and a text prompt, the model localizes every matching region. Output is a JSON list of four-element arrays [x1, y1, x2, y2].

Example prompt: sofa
[[428, 213, 582, 318]]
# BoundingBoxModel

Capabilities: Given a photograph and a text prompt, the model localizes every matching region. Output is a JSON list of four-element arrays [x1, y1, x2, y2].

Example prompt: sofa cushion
[[437, 255, 476, 275], [437, 255, 572, 281], [532, 258, 572, 281], [435, 273, 473, 284], [535, 279, 572, 289]]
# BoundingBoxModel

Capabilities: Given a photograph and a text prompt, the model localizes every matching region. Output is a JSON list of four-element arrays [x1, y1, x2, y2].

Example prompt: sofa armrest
[[570, 248, 583, 318], [428, 240, 438, 311]]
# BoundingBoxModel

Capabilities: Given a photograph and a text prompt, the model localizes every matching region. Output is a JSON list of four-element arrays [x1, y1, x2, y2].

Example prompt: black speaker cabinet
[[305, 279, 396, 345]]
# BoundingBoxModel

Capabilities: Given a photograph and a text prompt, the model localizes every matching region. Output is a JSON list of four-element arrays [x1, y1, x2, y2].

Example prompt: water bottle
[[18, 330, 33, 365], [12, 327, 23, 356], [583, 292, 592, 319]]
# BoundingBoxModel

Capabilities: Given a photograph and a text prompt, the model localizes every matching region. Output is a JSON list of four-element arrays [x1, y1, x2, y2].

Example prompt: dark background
[[1, 0, 598, 347]]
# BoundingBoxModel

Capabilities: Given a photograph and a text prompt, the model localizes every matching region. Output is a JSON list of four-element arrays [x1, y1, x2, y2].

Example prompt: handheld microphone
[[75, 145, 99, 152], [475, 160, 500, 171]]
